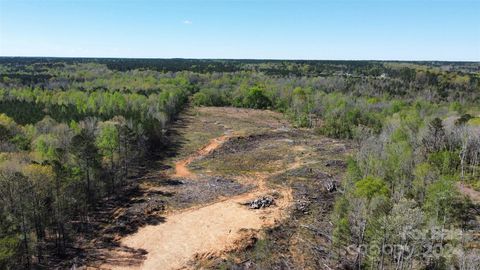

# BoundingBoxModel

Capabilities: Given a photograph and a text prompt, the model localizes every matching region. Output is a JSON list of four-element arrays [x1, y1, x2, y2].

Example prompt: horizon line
[[1, 55, 479, 63]]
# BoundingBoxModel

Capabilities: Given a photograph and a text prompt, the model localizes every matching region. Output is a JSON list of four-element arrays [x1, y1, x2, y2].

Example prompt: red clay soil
[[101, 135, 294, 270]]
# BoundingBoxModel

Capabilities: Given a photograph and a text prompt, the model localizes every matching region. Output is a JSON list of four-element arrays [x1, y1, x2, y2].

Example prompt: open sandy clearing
[[117, 190, 282, 270], [104, 131, 292, 269]]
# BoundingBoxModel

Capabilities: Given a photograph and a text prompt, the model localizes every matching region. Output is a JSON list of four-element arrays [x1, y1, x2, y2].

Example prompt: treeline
[[2, 57, 478, 84], [0, 87, 188, 128], [0, 114, 147, 267], [190, 72, 478, 132], [0, 63, 192, 268]]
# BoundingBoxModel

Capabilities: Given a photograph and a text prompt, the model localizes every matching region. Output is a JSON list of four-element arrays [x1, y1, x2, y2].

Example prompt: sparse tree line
[[0, 62, 192, 268], [0, 114, 150, 267], [0, 59, 478, 269]]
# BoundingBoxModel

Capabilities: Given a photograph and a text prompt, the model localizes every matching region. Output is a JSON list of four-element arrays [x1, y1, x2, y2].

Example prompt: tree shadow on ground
[[67, 111, 195, 268]]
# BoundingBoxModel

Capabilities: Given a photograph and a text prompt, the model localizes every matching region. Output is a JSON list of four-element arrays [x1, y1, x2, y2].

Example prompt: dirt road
[[106, 134, 293, 270], [172, 135, 230, 178]]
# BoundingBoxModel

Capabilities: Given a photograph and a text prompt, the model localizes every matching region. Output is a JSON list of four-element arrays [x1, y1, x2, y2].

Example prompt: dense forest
[[0, 58, 479, 269]]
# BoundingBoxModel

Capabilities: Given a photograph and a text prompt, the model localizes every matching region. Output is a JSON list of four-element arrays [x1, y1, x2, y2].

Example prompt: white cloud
[[183, 20, 192, 25]]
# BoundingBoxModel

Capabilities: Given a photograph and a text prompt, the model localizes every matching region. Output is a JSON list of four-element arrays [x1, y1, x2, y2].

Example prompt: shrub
[[243, 87, 272, 109], [354, 176, 389, 201]]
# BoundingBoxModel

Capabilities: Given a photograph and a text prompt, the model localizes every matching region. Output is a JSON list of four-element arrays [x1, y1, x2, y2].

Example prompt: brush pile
[[248, 196, 275, 209]]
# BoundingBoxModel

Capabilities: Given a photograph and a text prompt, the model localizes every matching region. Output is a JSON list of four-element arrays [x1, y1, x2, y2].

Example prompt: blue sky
[[0, 0, 479, 60]]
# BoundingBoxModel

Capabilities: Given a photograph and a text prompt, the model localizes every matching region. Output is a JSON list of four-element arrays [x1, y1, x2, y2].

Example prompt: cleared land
[[87, 107, 352, 269]]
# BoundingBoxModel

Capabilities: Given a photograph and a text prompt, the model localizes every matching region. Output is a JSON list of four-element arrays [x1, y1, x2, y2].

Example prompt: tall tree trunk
[[355, 219, 368, 270], [20, 208, 30, 268]]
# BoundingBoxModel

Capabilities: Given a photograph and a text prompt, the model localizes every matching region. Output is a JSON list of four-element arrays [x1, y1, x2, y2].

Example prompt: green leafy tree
[[96, 121, 120, 193], [243, 86, 272, 109], [424, 177, 460, 224], [354, 176, 389, 202]]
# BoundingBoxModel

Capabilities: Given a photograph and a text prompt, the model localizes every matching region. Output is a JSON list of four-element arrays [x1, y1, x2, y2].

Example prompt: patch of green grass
[[468, 117, 480, 126]]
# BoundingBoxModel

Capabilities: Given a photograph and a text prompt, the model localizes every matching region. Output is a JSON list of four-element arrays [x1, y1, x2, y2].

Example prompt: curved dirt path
[[172, 135, 230, 178], [107, 134, 293, 270]]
